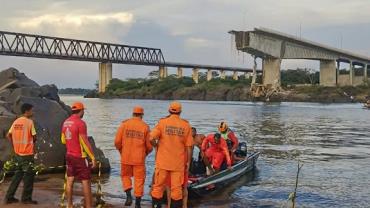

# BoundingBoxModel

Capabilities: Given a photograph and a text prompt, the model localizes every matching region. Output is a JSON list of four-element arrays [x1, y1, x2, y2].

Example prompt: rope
[[59, 171, 67, 208], [58, 161, 105, 208], [95, 161, 105, 207]]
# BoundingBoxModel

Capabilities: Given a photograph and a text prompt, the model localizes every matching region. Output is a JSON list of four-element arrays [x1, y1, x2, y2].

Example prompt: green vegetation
[[105, 74, 252, 98], [59, 88, 92, 95], [281, 68, 319, 87], [97, 69, 370, 102]]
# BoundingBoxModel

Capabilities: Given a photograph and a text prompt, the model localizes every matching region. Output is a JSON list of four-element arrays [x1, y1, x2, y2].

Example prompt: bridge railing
[[0, 31, 165, 66]]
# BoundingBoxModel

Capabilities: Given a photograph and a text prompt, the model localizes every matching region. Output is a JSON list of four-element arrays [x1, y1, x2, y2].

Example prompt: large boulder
[[0, 68, 39, 89], [0, 68, 110, 173]]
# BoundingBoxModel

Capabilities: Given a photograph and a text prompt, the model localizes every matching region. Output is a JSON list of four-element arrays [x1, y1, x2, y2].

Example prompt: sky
[[0, 0, 370, 88]]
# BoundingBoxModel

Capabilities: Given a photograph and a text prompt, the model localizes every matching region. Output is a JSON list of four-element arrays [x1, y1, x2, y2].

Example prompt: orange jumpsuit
[[202, 134, 231, 170], [114, 117, 152, 197], [150, 115, 193, 201]]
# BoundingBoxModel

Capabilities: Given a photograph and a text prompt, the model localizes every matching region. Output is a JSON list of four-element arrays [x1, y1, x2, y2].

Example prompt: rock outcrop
[[0, 68, 110, 173]]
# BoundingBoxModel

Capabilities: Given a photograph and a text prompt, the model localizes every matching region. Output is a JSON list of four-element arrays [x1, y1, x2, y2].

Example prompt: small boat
[[187, 151, 260, 198]]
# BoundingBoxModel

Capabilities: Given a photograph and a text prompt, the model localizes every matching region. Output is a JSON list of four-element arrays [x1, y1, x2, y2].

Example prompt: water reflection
[[60, 97, 370, 208]]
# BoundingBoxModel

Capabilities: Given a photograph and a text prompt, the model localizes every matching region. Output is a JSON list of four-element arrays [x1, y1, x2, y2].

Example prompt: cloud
[[18, 13, 134, 29], [11, 12, 135, 42], [185, 38, 213, 48]]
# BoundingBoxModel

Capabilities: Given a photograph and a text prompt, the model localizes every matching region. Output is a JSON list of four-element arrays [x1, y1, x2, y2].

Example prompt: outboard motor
[[234, 142, 247, 157]]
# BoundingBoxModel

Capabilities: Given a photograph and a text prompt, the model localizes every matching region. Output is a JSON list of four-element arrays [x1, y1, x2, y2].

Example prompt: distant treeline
[[59, 88, 92, 95]]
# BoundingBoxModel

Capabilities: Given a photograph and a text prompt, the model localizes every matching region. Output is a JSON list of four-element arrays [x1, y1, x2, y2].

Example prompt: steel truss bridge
[[0, 30, 165, 66]]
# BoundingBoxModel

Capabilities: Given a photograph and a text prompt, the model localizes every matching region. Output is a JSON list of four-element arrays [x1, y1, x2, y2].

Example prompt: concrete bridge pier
[[349, 61, 354, 86], [220, 70, 226, 79], [336, 60, 340, 85], [98, 62, 112, 93], [364, 64, 368, 84], [159, 66, 168, 79], [233, 71, 239, 80], [319, 60, 337, 86], [207, 69, 213, 81], [244, 72, 250, 79], [177, 67, 183, 78], [192, 68, 199, 84], [262, 57, 281, 87]]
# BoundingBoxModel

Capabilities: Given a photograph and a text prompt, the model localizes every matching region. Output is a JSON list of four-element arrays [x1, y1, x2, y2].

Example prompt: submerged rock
[[0, 68, 110, 173]]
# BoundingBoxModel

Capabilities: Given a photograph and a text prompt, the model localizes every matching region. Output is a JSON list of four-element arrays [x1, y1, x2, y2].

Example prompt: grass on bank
[[105, 75, 253, 96]]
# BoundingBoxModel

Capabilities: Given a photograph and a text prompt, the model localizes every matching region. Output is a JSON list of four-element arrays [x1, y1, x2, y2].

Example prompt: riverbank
[[0, 174, 153, 208], [85, 77, 370, 103]]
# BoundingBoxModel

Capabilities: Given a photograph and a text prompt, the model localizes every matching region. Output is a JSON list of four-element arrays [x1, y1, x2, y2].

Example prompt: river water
[[61, 96, 370, 208]]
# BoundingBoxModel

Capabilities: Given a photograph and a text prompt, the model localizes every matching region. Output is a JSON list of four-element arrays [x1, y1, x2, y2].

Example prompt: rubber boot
[[124, 189, 133, 206], [170, 199, 183, 208], [152, 197, 162, 208], [135, 197, 141, 208]]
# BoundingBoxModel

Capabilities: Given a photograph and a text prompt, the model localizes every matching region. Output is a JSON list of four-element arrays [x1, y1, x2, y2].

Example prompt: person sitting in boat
[[218, 121, 239, 161], [201, 133, 232, 173]]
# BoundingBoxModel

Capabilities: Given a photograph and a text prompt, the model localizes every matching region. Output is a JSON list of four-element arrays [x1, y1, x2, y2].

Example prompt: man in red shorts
[[61, 102, 97, 208]]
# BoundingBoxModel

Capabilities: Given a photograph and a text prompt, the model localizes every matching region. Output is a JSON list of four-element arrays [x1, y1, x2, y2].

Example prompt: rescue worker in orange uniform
[[5, 103, 38, 204], [166, 127, 206, 208], [114, 106, 152, 208], [150, 101, 193, 208], [201, 133, 232, 172], [61, 102, 97, 208], [218, 121, 239, 161]]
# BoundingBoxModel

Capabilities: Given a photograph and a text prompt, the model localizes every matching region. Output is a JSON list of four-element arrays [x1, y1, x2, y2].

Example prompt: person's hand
[[91, 160, 97, 169], [227, 166, 232, 171]]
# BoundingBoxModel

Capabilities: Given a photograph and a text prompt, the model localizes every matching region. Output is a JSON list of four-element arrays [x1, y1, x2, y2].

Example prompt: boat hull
[[188, 151, 260, 198]]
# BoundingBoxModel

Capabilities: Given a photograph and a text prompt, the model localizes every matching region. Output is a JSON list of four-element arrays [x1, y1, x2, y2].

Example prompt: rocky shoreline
[[0, 68, 110, 173]]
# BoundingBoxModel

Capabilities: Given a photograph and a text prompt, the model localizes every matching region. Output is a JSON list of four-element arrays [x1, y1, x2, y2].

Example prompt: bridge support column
[[177, 67, 183, 78], [262, 58, 281, 87], [364, 64, 368, 84], [233, 71, 239, 80], [98, 62, 112, 93], [336, 60, 340, 86], [220, 70, 226, 79], [349, 61, 354, 86], [245, 72, 251, 79], [207, 69, 212, 81], [192, 68, 199, 84], [319, 60, 337, 86], [159, 66, 167, 79]]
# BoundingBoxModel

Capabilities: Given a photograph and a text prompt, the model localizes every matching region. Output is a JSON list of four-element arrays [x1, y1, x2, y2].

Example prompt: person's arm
[[184, 127, 194, 171], [114, 123, 124, 153], [201, 135, 210, 152], [229, 131, 239, 152], [222, 140, 232, 167], [30, 121, 37, 142], [145, 126, 153, 155], [7, 124, 13, 144], [79, 122, 96, 168], [149, 123, 161, 147], [186, 146, 192, 172]]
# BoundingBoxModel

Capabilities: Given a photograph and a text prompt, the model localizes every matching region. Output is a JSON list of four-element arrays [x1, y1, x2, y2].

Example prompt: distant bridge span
[[0, 30, 257, 92], [230, 27, 370, 87]]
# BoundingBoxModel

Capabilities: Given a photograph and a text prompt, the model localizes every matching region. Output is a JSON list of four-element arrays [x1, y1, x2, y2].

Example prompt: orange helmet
[[169, 101, 182, 113], [218, 121, 228, 132], [133, 105, 144, 114], [71, 102, 85, 111]]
